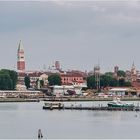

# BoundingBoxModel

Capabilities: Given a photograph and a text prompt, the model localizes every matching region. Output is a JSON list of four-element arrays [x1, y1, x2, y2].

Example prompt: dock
[[65, 106, 140, 111], [43, 105, 140, 111]]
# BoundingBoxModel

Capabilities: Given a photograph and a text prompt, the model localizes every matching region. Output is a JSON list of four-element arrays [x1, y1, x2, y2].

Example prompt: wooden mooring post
[[38, 129, 43, 139]]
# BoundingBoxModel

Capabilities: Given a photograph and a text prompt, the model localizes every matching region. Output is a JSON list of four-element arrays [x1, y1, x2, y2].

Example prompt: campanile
[[17, 40, 25, 72]]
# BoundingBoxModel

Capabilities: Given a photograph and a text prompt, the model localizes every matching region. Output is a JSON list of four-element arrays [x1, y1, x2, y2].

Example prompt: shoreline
[[0, 98, 39, 102], [0, 97, 140, 102], [43, 96, 140, 102]]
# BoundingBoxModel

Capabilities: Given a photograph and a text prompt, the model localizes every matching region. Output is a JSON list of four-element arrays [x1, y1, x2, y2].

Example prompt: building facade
[[60, 72, 87, 87], [18, 71, 49, 89]]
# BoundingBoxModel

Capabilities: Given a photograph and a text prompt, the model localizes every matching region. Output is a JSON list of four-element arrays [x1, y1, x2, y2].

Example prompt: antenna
[[94, 63, 100, 92]]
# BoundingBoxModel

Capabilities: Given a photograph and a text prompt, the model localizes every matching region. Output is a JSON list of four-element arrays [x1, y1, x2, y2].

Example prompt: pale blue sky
[[0, 1, 140, 73]]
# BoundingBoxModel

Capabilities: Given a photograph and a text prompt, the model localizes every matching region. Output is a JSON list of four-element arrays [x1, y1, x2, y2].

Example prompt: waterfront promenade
[[0, 98, 39, 102], [0, 90, 140, 102], [0, 96, 140, 102], [43, 96, 140, 102]]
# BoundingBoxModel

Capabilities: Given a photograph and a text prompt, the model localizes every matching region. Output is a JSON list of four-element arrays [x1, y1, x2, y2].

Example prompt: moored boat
[[107, 98, 134, 108], [43, 102, 64, 110]]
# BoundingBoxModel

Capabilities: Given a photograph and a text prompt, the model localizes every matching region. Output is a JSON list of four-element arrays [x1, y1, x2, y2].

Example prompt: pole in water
[[38, 129, 43, 139]]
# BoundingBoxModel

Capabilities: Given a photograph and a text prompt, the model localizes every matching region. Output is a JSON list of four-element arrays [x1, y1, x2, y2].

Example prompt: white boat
[[43, 102, 64, 110], [107, 98, 134, 108]]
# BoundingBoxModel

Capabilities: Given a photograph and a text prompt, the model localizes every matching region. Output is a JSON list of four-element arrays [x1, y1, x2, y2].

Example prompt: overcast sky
[[0, 0, 140, 73]]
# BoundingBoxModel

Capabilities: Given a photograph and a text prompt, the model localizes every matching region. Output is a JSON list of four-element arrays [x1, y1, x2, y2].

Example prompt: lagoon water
[[0, 101, 140, 139]]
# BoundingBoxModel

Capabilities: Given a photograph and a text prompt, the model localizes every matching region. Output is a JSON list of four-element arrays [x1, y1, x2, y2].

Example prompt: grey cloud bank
[[0, 1, 140, 72]]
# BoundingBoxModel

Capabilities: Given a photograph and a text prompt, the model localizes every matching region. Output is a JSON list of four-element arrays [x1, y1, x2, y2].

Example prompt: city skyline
[[0, 1, 140, 72]]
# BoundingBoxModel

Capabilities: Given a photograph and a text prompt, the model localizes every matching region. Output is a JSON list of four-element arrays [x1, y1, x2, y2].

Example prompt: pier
[[43, 105, 140, 111], [64, 106, 140, 111]]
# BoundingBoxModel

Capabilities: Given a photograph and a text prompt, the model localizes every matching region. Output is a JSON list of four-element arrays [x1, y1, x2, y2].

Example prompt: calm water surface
[[0, 101, 140, 139]]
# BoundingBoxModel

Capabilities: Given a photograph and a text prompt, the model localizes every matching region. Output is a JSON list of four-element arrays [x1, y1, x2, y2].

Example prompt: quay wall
[[44, 96, 140, 101], [0, 98, 39, 102]]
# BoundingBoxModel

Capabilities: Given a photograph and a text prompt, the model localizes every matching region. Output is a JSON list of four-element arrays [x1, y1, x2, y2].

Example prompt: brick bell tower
[[17, 40, 25, 72]]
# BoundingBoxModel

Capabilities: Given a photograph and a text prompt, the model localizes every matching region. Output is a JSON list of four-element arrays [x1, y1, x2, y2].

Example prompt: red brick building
[[17, 40, 25, 72], [60, 72, 87, 87]]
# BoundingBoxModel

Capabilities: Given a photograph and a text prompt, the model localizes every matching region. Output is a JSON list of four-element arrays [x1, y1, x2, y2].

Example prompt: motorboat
[[107, 98, 134, 108], [43, 102, 64, 110]]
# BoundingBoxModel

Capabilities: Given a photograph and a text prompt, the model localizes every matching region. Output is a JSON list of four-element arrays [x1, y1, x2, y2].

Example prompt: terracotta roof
[[61, 73, 83, 77], [18, 71, 50, 77]]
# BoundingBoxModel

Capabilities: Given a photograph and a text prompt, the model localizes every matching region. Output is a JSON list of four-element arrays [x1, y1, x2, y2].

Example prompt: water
[[0, 101, 140, 139]]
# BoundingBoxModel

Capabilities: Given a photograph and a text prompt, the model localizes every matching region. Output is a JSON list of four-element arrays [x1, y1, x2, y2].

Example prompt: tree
[[117, 70, 126, 77], [48, 74, 61, 86], [99, 74, 120, 88], [125, 81, 131, 87], [110, 78, 119, 87], [105, 72, 113, 77], [100, 74, 112, 87], [0, 74, 12, 90], [24, 75, 30, 89], [40, 80, 44, 88], [87, 76, 96, 89], [118, 78, 125, 87], [8, 70, 18, 89], [0, 69, 17, 90]]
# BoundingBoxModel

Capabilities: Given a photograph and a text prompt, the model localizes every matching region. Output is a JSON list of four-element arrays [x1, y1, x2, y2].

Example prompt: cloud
[[0, 1, 140, 72]]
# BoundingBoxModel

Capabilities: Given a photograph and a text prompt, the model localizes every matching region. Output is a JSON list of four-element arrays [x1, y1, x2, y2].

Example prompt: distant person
[[38, 129, 43, 139]]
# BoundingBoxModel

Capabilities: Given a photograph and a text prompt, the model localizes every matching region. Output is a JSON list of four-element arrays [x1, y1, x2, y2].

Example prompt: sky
[[0, 0, 140, 73]]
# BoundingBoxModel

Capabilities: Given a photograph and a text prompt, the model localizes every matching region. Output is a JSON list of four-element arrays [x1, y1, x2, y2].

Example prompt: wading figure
[[38, 129, 43, 139]]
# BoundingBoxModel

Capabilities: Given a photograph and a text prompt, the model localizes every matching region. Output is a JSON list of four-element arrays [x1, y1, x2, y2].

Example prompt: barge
[[43, 102, 64, 110]]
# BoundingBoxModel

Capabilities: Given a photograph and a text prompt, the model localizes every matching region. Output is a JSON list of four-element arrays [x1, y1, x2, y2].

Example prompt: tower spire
[[18, 40, 23, 51], [131, 61, 136, 75]]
